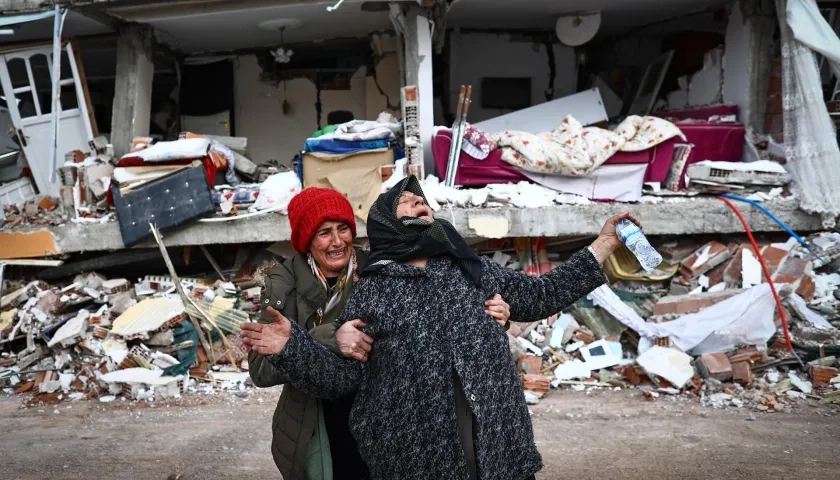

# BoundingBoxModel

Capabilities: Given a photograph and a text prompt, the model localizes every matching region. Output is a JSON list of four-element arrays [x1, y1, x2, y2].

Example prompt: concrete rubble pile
[[1, 137, 117, 231], [1, 231, 838, 414], [504, 231, 840, 412], [0, 272, 258, 406]]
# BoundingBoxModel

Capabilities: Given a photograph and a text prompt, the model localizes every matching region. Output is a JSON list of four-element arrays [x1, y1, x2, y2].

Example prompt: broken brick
[[92, 326, 109, 339], [653, 302, 678, 316], [680, 242, 732, 279], [728, 353, 756, 364], [38, 197, 57, 211], [35, 291, 62, 314], [731, 360, 753, 384], [574, 330, 595, 344], [117, 357, 138, 370], [760, 245, 789, 278], [734, 346, 765, 363], [507, 322, 525, 337], [519, 356, 543, 375], [652, 289, 742, 317], [772, 255, 810, 286], [23, 202, 40, 218], [16, 381, 35, 394], [102, 279, 130, 295], [796, 275, 816, 301], [769, 337, 788, 351], [704, 261, 728, 289], [522, 374, 550, 395], [659, 242, 702, 264], [696, 352, 733, 381], [809, 365, 839, 388], [622, 365, 642, 386], [722, 244, 754, 285]]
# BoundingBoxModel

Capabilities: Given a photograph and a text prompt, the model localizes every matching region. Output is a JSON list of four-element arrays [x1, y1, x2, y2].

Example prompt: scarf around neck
[[363, 175, 483, 286], [308, 251, 358, 325]]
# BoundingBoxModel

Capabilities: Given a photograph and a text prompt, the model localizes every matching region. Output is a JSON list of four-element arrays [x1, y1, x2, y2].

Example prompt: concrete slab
[[0, 198, 824, 257]]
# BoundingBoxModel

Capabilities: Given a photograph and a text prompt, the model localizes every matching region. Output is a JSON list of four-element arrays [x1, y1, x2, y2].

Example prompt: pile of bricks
[[655, 238, 819, 319], [0, 271, 261, 406]]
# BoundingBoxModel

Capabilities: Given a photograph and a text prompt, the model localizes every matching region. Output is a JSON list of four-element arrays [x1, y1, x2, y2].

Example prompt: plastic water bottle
[[616, 219, 663, 272]]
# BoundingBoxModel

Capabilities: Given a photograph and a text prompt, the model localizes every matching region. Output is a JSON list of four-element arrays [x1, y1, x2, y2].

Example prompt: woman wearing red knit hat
[[248, 186, 513, 480]]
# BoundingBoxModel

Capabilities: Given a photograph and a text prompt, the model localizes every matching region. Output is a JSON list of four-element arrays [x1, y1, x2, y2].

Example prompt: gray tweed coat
[[269, 249, 607, 480]]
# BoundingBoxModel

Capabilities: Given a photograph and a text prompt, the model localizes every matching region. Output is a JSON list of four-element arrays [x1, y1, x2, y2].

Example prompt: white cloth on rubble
[[777, 0, 840, 226], [251, 171, 301, 213], [588, 284, 780, 355], [120, 138, 211, 162], [208, 140, 241, 186], [522, 163, 647, 202], [419, 176, 575, 209], [319, 120, 401, 142]]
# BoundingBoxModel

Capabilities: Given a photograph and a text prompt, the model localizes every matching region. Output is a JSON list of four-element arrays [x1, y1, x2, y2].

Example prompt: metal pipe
[[444, 86, 466, 186], [47, 5, 67, 184], [448, 85, 472, 187]]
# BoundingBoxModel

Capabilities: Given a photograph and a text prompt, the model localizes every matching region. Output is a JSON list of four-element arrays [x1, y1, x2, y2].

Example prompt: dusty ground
[[1, 387, 838, 480]]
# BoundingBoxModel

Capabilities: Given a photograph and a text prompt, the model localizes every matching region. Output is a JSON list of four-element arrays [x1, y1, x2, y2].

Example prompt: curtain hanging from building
[[776, 0, 840, 227]]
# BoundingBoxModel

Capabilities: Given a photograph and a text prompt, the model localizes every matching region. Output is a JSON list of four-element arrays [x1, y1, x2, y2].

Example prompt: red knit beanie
[[288, 187, 357, 254]]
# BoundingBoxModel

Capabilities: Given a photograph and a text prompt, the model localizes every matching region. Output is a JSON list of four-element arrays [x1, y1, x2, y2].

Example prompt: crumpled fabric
[[318, 119, 401, 142], [777, 0, 840, 226], [588, 283, 779, 355], [208, 140, 241, 186], [493, 115, 684, 176]]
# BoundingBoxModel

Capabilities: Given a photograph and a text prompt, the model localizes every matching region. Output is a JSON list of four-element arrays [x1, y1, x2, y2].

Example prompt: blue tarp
[[302, 138, 391, 154]]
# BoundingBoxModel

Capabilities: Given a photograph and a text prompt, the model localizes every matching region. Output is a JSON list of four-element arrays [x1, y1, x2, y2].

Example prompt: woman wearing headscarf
[[247, 186, 513, 480], [242, 176, 640, 480]]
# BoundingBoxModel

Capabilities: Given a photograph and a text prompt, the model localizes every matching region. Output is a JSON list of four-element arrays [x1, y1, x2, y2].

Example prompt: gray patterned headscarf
[[362, 175, 483, 286]]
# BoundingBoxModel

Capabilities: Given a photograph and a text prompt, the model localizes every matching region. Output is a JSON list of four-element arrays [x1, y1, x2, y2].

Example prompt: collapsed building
[[0, 0, 838, 410]]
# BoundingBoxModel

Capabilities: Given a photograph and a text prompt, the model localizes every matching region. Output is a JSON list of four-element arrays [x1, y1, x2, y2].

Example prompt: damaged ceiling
[[0, 0, 732, 54], [0, 9, 112, 46], [106, 0, 393, 54], [445, 0, 730, 32]]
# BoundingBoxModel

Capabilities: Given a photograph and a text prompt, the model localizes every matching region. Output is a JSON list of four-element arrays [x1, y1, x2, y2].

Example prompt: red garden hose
[[717, 195, 794, 353]]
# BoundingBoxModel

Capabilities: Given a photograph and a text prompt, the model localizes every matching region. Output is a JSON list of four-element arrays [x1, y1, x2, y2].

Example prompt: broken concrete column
[[111, 25, 155, 158], [402, 7, 435, 176], [723, 0, 776, 132]]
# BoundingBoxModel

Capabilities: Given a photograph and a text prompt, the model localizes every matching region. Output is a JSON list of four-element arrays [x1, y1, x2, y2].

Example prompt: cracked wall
[[233, 52, 400, 166], [446, 31, 577, 123]]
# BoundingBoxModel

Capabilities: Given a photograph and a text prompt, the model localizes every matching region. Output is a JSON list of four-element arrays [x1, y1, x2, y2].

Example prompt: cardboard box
[[301, 148, 394, 188]]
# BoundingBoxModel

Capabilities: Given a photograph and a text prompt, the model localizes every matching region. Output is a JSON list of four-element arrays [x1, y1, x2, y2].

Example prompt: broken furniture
[[111, 161, 214, 246]]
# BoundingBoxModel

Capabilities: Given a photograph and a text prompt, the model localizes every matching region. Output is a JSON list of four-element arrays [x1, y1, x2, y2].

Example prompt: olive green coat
[[248, 251, 369, 480]]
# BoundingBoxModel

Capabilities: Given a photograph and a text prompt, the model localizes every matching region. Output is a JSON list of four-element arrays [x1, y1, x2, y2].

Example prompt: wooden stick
[[148, 223, 236, 366], [541, 361, 561, 373], [548, 348, 565, 363], [1, 259, 65, 267]]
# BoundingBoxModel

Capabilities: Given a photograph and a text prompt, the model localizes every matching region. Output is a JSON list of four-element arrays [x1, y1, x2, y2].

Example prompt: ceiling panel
[[117, 2, 391, 53], [446, 0, 727, 31]]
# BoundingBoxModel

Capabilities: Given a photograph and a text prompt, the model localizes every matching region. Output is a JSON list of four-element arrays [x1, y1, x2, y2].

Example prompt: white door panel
[[0, 44, 94, 196]]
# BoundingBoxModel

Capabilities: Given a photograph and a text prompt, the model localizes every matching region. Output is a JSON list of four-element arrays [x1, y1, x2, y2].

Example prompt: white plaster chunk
[[468, 215, 511, 239]]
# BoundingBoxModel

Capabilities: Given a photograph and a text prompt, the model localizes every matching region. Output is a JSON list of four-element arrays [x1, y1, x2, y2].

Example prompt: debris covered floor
[[0, 388, 838, 480]]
